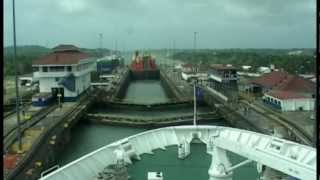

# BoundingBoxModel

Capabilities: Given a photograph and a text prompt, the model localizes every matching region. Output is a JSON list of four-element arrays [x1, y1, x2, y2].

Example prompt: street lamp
[[12, 0, 23, 152], [193, 79, 198, 126], [57, 88, 62, 108], [193, 32, 198, 50], [193, 32, 198, 65]]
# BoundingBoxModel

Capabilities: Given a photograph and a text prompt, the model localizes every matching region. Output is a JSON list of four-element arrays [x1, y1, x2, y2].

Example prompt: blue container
[[32, 93, 53, 107], [97, 59, 120, 74], [196, 86, 204, 103]]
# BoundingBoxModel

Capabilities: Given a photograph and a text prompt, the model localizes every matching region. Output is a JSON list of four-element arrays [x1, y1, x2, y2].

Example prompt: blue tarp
[[196, 86, 204, 102], [58, 73, 76, 92], [97, 59, 120, 74]]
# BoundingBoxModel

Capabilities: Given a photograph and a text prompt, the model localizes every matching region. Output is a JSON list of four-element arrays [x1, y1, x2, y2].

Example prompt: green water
[[123, 80, 169, 104], [56, 123, 147, 165], [56, 80, 259, 179]]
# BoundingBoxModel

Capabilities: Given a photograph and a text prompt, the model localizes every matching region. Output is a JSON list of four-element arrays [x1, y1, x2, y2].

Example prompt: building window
[[67, 66, 72, 72], [43, 66, 48, 72], [50, 66, 65, 72], [32, 67, 39, 72], [55, 77, 60, 82]]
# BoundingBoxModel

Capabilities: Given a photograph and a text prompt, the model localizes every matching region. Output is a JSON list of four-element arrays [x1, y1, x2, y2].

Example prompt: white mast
[[193, 82, 197, 126]]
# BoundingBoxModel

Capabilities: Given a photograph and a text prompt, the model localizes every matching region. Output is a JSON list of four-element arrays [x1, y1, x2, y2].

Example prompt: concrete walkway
[[241, 100, 313, 145], [3, 105, 44, 136]]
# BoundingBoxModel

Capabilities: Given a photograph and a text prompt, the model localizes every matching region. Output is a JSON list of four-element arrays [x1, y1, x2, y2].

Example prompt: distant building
[[257, 66, 271, 74], [96, 55, 120, 74], [249, 71, 315, 111], [181, 63, 197, 81], [181, 63, 208, 84], [174, 64, 183, 70], [32, 44, 95, 103], [181, 63, 196, 73], [288, 50, 303, 56], [263, 91, 314, 111], [241, 65, 252, 71], [207, 64, 238, 101], [19, 73, 39, 87], [298, 74, 315, 81], [249, 71, 289, 94], [208, 64, 238, 83]]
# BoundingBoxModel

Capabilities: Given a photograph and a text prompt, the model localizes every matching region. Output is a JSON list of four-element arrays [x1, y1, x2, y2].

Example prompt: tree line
[[172, 50, 316, 74], [3, 46, 111, 77]]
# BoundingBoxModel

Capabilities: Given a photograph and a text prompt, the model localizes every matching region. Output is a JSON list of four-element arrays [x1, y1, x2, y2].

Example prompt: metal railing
[[40, 165, 60, 179]]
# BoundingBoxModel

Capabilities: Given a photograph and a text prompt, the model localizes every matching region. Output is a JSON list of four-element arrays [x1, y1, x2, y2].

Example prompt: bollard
[[178, 141, 190, 159], [208, 146, 233, 180]]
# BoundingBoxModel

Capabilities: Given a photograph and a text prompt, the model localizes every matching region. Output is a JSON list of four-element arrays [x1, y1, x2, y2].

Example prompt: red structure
[[131, 51, 157, 71], [4, 154, 20, 170]]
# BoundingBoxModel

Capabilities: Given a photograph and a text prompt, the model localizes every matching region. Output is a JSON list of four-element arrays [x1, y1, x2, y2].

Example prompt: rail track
[[241, 100, 313, 145], [3, 104, 58, 152], [5, 94, 94, 180], [3, 102, 33, 119]]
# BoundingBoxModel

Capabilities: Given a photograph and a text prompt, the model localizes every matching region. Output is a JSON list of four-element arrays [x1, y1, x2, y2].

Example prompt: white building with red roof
[[207, 64, 238, 101], [180, 63, 208, 82], [250, 71, 315, 111], [32, 44, 95, 103]]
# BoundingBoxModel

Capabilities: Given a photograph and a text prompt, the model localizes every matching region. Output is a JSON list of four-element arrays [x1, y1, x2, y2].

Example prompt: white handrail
[[40, 165, 60, 179]]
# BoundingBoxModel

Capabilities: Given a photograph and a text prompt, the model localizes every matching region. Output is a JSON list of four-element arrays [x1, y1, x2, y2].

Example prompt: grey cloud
[[4, 0, 316, 49]]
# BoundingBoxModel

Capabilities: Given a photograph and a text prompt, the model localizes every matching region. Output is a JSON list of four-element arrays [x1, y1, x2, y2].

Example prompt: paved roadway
[[254, 99, 314, 138]]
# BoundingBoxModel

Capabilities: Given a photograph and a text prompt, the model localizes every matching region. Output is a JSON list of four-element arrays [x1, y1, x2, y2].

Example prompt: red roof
[[251, 71, 316, 94], [210, 64, 237, 70], [33, 49, 89, 65], [266, 91, 306, 100], [251, 71, 289, 88], [273, 75, 316, 93]]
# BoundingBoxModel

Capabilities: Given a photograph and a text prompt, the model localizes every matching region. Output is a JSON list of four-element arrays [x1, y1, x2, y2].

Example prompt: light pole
[[57, 88, 62, 109], [12, 0, 23, 152], [193, 32, 198, 69], [193, 32, 198, 50], [99, 33, 103, 57], [193, 80, 197, 126]]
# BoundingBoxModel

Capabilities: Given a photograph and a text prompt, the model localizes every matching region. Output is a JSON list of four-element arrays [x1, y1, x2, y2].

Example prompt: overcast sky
[[4, 0, 316, 50]]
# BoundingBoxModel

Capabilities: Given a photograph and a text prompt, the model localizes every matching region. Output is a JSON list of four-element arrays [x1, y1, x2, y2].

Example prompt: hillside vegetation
[[3, 46, 111, 77]]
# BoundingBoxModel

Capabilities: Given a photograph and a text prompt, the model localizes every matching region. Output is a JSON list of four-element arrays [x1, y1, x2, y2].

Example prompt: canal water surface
[[56, 80, 259, 180], [123, 80, 169, 104]]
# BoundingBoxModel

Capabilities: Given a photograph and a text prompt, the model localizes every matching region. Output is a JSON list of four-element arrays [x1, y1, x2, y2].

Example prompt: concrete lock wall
[[159, 71, 181, 100], [9, 125, 72, 180], [115, 70, 132, 99]]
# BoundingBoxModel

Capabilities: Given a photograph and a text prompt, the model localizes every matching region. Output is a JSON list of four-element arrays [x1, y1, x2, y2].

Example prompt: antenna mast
[[99, 33, 103, 57]]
